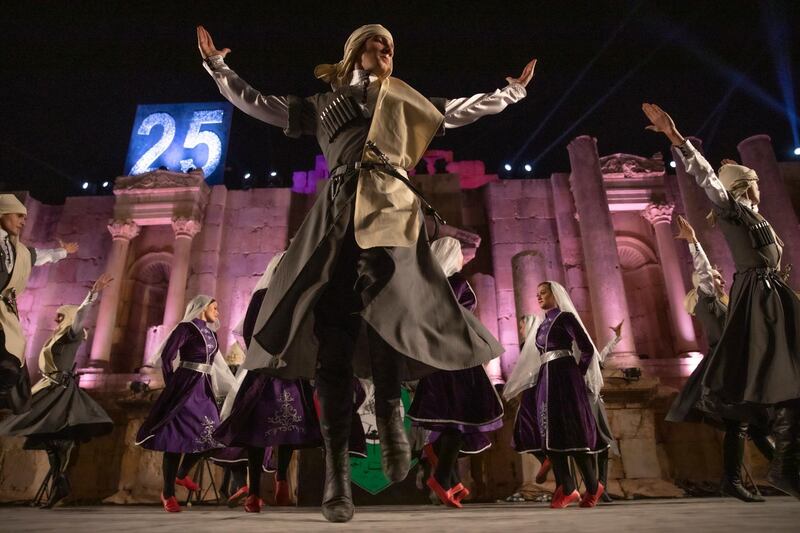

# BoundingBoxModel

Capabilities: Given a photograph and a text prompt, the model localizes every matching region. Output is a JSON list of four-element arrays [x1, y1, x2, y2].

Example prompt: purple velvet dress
[[408, 273, 504, 453], [214, 289, 322, 451], [512, 308, 604, 454], [136, 319, 224, 453]]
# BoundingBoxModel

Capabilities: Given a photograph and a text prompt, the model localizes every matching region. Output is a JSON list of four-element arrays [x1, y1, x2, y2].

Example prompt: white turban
[[314, 24, 394, 88], [719, 164, 758, 198], [0, 194, 27, 216]]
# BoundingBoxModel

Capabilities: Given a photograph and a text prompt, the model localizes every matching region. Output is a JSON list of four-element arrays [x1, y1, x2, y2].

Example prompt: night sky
[[2, 1, 798, 203]]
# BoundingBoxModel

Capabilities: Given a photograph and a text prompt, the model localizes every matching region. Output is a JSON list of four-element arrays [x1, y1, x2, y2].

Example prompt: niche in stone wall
[[616, 235, 675, 359], [114, 252, 172, 372]]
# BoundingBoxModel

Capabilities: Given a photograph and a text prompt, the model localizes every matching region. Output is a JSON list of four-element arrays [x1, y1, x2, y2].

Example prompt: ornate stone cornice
[[107, 220, 140, 241], [600, 153, 665, 178], [641, 203, 675, 225], [171, 217, 202, 238], [114, 169, 206, 192]]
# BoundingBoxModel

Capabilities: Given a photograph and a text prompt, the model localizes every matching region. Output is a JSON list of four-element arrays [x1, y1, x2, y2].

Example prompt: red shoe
[[535, 458, 552, 484], [175, 476, 200, 492], [227, 485, 248, 507], [423, 444, 439, 470], [160, 493, 181, 513], [579, 482, 605, 508], [426, 476, 462, 509], [244, 494, 264, 513], [452, 483, 470, 503], [274, 479, 291, 506], [550, 485, 580, 509]]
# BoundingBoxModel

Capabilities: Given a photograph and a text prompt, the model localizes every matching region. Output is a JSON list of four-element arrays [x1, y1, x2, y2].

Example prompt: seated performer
[[0, 193, 77, 414], [0, 274, 113, 508], [198, 23, 532, 522], [407, 237, 504, 508], [643, 103, 800, 499], [666, 214, 773, 502], [505, 281, 607, 508], [135, 295, 234, 513]]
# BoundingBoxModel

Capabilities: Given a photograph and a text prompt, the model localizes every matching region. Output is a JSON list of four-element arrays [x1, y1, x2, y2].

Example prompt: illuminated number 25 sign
[[124, 102, 233, 185]]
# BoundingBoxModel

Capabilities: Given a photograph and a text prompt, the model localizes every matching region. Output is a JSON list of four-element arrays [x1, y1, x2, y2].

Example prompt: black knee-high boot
[[316, 326, 356, 523], [748, 425, 775, 462], [368, 326, 410, 483], [41, 441, 73, 509], [162, 452, 181, 498], [247, 447, 265, 497], [767, 402, 800, 499], [572, 453, 599, 494], [721, 420, 763, 502], [276, 446, 293, 482]]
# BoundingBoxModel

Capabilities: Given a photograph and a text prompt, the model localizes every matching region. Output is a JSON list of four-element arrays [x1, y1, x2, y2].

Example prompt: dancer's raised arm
[[198, 25, 289, 128]]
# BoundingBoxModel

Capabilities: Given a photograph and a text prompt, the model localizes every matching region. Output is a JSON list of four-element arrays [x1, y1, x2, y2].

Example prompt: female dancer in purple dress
[[135, 295, 234, 512], [408, 237, 504, 508], [505, 281, 606, 508]]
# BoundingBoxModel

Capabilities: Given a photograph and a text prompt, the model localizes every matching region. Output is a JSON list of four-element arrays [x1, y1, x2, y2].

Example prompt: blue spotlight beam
[[511, 0, 645, 164], [530, 27, 679, 169], [762, 0, 799, 146]]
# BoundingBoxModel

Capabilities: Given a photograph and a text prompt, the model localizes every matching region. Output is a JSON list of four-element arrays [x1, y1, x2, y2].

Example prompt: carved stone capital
[[171, 217, 202, 238], [641, 203, 675, 225], [107, 220, 141, 241]]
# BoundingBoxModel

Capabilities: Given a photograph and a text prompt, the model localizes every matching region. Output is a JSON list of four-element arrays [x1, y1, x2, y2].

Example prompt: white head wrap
[[719, 164, 758, 199], [151, 295, 234, 397], [0, 194, 27, 216], [314, 24, 394, 88], [503, 281, 603, 401], [430, 237, 463, 277]]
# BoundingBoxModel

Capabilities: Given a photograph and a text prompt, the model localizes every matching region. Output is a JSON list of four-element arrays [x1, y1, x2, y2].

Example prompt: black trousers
[[0, 335, 31, 414], [313, 219, 402, 418]]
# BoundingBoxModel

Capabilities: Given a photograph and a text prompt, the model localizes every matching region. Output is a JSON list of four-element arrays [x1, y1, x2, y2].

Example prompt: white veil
[[151, 295, 235, 398], [430, 237, 464, 277], [221, 252, 285, 421], [503, 281, 603, 401]]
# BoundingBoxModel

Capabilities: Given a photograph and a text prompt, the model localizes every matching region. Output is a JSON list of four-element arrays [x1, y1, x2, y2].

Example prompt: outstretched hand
[[641, 103, 684, 146], [58, 239, 79, 254], [720, 158, 738, 166], [506, 59, 537, 88], [610, 320, 624, 339], [674, 214, 697, 243], [91, 273, 114, 294], [197, 25, 231, 60]]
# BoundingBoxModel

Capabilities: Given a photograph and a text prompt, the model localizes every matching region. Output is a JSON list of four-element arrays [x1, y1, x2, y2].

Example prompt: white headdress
[[503, 281, 603, 401], [151, 295, 234, 397], [430, 237, 463, 277]]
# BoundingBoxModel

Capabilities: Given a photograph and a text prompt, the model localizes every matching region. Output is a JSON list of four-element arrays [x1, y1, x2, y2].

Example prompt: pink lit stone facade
[[2, 134, 799, 503]]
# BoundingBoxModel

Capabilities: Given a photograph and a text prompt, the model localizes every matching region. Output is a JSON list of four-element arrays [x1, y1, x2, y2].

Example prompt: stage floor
[[1, 497, 797, 532]]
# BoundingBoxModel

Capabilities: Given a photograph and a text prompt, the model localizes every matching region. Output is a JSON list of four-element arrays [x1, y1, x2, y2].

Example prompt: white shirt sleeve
[[33, 248, 67, 266], [444, 84, 527, 129], [204, 56, 289, 128], [70, 289, 100, 336], [674, 140, 729, 208], [598, 335, 621, 364], [689, 242, 717, 297]]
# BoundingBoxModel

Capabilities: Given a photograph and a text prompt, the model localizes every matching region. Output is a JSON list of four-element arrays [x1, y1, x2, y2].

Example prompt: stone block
[[618, 478, 684, 499], [607, 408, 656, 440], [619, 437, 663, 479]]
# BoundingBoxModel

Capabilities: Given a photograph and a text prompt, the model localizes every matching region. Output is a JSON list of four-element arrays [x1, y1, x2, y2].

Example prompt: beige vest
[[353, 77, 444, 249], [0, 239, 31, 365]]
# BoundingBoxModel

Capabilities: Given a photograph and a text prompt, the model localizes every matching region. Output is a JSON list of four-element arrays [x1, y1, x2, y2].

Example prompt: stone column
[[551, 172, 595, 338], [567, 136, 636, 364], [641, 203, 699, 356], [737, 134, 800, 287], [88, 220, 140, 370], [162, 217, 202, 330], [672, 137, 734, 284], [511, 251, 547, 321], [471, 273, 504, 385]]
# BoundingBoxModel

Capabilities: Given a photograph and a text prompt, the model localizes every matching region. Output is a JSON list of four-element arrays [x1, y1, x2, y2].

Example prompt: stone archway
[[616, 235, 675, 359], [114, 252, 171, 372]]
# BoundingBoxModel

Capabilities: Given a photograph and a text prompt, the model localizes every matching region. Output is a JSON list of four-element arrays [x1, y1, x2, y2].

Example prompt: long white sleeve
[[674, 140, 728, 208], [598, 335, 621, 364], [204, 57, 289, 128], [70, 289, 99, 336], [689, 242, 717, 297], [444, 84, 527, 129], [34, 247, 67, 266]]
